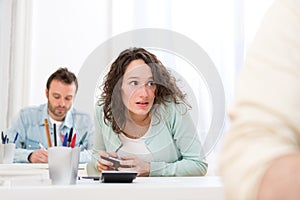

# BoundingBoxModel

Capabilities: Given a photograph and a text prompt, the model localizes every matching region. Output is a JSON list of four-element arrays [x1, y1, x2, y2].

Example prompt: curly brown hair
[[99, 47, 189, 134]]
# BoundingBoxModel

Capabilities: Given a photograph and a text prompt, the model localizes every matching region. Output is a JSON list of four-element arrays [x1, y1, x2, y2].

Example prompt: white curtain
[[0, 0, 13, 130], [0, 0, 32, 130]]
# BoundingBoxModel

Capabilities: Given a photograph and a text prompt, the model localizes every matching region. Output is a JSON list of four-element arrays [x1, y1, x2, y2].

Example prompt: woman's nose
[[137, 85, 149, 97]]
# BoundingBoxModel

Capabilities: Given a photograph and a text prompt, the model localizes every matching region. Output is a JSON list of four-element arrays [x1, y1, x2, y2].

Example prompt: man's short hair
[[46, 67, 78, 93]]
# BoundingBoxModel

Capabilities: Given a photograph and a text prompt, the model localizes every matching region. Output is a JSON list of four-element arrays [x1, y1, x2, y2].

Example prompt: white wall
[[27, 0, 274, 107], [28, 0, 112, 106]]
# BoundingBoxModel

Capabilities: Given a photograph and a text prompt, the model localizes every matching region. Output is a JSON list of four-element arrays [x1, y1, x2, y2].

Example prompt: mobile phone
[[100, 156, 122, 169]]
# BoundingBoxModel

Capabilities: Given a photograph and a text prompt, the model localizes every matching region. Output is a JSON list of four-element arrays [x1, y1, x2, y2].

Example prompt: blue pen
[[13, 132, 19, 143], [3, 135, 7, 144], [62, 133, 68, 147]]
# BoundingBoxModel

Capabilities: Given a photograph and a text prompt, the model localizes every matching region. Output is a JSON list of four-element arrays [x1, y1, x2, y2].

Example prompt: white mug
[[48, 146, 80, 185], [0, 143, 15, 164]]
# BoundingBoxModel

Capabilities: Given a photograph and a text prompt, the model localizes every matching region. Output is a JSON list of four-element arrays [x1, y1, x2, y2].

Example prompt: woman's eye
[[147, 81, 155, 86], [129, 81, 138, 86]]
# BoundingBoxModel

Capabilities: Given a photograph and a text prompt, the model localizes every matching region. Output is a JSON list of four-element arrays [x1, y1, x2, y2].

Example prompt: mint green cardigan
[[89, 101, 207, 176]]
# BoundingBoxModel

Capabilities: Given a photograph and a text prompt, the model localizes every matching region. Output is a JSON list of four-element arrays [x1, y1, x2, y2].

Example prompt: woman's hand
[[97, 150, 118, 172], [118, 155, 150, 177]]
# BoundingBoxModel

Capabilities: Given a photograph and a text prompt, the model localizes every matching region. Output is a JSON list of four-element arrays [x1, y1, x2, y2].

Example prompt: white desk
[[0, 164, 224, 200]]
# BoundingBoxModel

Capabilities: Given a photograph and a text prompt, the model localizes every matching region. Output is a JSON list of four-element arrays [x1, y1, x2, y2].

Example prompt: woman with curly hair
[[90, 47, 207, 177]]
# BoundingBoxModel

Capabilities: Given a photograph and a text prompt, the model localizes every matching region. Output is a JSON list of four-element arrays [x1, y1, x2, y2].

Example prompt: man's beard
[[48, 102, 68, 119]]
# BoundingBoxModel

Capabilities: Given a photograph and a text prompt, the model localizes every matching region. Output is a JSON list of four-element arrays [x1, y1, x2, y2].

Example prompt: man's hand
[[28, 149, 48, 163]]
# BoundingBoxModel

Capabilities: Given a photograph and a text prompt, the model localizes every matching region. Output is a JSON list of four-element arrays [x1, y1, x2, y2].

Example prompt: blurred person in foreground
[[219, 0, 300, 199]]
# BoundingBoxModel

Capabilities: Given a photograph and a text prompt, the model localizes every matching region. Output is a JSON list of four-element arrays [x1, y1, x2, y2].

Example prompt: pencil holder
[[48, 146, 80, 185], [0, 143, 15, 164]]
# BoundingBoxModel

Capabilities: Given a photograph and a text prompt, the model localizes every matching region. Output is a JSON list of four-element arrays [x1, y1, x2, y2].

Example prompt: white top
[[118, 132, 153, 162]]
